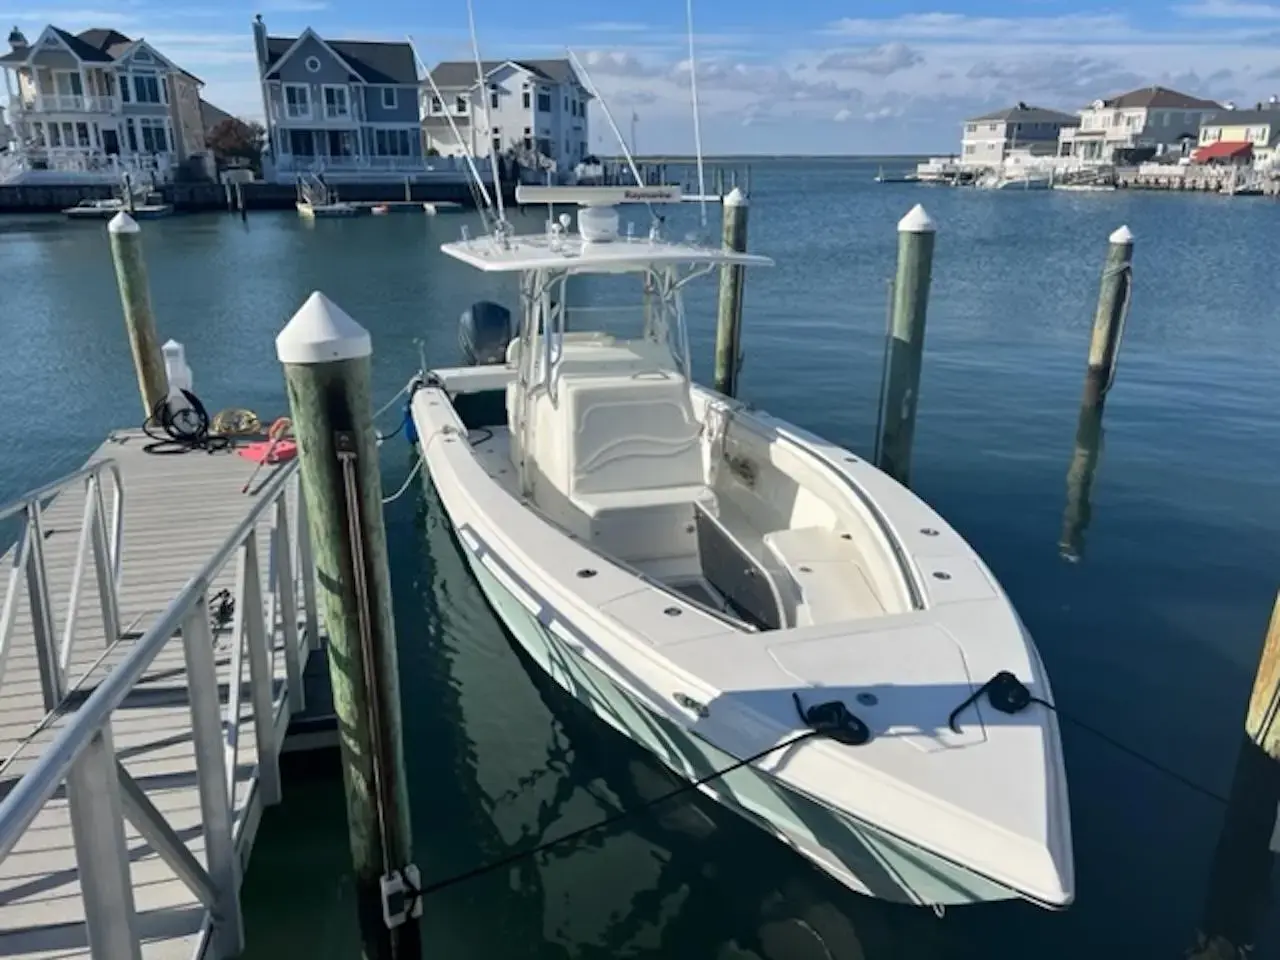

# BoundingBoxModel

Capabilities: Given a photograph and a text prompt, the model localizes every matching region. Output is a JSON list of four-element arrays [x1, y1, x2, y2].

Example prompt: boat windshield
[[517, 264, 694, 397]]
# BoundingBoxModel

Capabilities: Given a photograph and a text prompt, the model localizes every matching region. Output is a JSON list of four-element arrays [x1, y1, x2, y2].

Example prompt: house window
[[537, 89, 551, 112], [31, 122, 45, 146], [522, 126, 532, 151], [323, 85, 349, 119], [48, 122, 62, 147], [490, 87, 499, 110], [139, 117, 168, 153], [284, 84, 310, 119], [382, 87, 397, 109], [133, 73, 161, 104], [54, 71, 83, 96], [374, 128, 413, 156], [564, 95, 569, 111], [120, 74, 130, 102], [75, 122, 89, 147], [125, 119, 138, 152], [492, 136, 502, 155], [455, 96, 468, 114], [964, 144, 975, 155], [522, 86, 530, 109], [306, 56, 321, 73], [429, 95, 442, 114], [987, 123, 997, 132]]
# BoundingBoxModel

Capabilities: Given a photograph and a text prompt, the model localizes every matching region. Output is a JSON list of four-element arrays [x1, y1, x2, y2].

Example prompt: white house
[[0, 25, 210, 183], [1058, 86, 1222, 164], [423, 59, 590, 178], [960, 103, 1079, 169]]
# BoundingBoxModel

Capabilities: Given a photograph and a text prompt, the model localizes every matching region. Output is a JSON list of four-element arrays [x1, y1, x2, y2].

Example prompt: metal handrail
[[0, 459, 124, 707], [0, 457, 315, 958]]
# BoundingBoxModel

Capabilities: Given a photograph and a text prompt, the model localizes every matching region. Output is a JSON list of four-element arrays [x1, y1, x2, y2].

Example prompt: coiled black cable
[[141, 389, 232, 455]]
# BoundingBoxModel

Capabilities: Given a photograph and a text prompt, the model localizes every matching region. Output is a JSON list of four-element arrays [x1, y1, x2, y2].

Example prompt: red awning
[[1191, 141, 1253, 163]]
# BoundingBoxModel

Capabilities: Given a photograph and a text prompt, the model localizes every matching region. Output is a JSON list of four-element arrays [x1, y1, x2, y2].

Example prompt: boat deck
[[0, 430, 329, 959]]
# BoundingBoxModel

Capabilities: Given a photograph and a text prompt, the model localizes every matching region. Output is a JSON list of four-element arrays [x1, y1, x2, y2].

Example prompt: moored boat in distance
[[408, 184, 1075, 911]]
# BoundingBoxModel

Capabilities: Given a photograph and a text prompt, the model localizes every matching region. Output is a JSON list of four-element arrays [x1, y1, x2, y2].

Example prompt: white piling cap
[[724, 186, 748, 207], [276, 292, 371, 365], [107, 211, 139, 234], [898, 204, 936, 234], [1109, 224, 1135, 245]]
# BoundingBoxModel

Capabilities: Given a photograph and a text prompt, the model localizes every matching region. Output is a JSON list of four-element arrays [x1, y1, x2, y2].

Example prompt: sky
[[7, 0, 1280, 153]]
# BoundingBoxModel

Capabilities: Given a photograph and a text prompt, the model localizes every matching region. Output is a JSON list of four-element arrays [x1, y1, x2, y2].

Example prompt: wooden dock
[[0, 429, 330, 959]]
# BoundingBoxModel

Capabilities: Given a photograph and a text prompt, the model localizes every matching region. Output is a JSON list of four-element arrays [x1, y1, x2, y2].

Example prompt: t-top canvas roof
[[441, 233, 774, 274]]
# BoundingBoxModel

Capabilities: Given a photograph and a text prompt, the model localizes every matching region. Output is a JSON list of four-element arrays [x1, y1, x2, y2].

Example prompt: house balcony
[[13, 95, 119, 115]]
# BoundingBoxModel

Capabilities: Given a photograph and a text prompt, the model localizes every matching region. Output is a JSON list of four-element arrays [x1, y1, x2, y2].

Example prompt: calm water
[[2, 158, 1279, 958]]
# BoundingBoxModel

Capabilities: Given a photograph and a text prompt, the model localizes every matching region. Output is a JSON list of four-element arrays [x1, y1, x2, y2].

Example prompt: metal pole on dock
[[107, 212, 168, 417], [1081, 225, 1134, 411], [713, 187, 749, 397], [236, 181, 246, 221], [275, 293, 420, 960], [874, 204, 937, 487]]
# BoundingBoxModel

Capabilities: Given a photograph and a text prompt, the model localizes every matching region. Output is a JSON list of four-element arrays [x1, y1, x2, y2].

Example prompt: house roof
[[264, 34, 418, 84], [428, 59, 582, 90], [1191, 141, 1253, 162], [1096, 86, 1221, 110], [51, 26, 114, 61], [1202, 107, 1280, 128], [200, 99, 235, 131], [77, 28, 131, 53], [0, 26, 193, 78], [966, 103, 1079, 125]]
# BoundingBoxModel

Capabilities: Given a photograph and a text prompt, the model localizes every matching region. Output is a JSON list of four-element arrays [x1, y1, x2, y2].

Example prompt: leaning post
[[875, 204, 937, 487], [713, 187, 750, 397], [1081, 225, 1134, 411], [107, 212, 168, 417], [275, 293, 420, 960]]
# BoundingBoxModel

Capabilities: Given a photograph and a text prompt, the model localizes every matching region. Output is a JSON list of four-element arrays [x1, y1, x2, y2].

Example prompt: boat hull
[[451, 518, 1019, 908]]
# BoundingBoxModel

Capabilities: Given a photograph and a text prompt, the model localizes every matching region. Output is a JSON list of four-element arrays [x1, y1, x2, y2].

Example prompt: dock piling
[[107, 213, 168, 417], [1082, 225, 1134, 410], [276, 293, 420, 960], [874, 204, 937, 486], [713, 187, 749, 397]]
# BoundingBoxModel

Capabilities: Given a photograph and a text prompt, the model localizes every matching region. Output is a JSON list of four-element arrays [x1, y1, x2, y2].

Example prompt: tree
[[206, 118, 265, 168]]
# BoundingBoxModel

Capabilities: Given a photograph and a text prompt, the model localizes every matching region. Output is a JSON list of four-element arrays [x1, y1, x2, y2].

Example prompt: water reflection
[[1059, 402, 1104, 563], [1187, 736, 1280, 959]]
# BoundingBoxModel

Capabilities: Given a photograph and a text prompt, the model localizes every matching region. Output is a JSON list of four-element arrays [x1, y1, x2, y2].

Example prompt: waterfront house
[[1194, 100, 1280, 170], [960, 103, 1078, 169], [252, 16, 426, 182], [0, 25, 210, 184], [423, 59, 590, 179], [1058, 86, 1221, 165]]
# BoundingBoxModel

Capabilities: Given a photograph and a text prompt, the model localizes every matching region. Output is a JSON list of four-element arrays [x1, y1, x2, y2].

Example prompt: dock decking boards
[[0, 429, 324, 959]]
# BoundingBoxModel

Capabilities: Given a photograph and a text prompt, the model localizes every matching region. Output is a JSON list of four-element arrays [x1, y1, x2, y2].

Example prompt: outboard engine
[[459, 301, 513, 366]]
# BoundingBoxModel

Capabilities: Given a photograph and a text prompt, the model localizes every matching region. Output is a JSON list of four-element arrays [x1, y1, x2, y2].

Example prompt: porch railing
[[15, 94, 118, 114], [0, 458, 318, 957]]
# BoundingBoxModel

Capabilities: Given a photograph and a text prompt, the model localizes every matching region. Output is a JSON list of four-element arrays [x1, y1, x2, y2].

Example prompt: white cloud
[[1176, 0, 1280, 18], [826, 13, 1137, 43], [580, 49, 664, 77], [964, 56, 1143, 97], [833, 107, 852, 122], [864, 106, 899, 122], [816, 43, 923, 76]]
